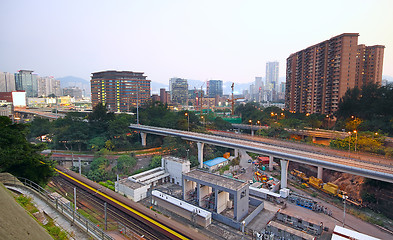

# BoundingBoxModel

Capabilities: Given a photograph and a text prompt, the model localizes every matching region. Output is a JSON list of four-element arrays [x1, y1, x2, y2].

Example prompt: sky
[[1, 0, 392, 85]]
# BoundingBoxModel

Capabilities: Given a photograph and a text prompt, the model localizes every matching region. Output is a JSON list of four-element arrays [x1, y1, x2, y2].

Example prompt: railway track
[[51, 176, 166, 240], [54, 166, 208, 240]]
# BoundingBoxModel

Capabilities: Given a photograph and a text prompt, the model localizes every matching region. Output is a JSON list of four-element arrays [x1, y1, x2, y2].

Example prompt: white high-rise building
[[266, 61, 279, 101], [0, 72, 16, 92]]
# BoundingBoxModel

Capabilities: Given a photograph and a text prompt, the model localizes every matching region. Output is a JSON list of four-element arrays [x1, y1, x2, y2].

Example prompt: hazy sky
[[1, 0, 392, 84]]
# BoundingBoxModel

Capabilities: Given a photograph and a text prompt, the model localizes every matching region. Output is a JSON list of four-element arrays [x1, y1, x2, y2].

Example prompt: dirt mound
[[328, 172, 364, 201]]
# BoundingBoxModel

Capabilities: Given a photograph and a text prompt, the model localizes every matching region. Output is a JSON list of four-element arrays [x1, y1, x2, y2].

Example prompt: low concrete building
[[129, 167, 170, 187], [203, 157, 229, 171], [183, 169, 249, 222], [152, 190, 212, 227], [161, 156, 190, 186], [115, 178, 150, 202]]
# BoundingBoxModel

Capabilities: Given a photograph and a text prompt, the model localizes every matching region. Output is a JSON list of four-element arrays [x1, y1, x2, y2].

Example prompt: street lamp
[[201, 115, 205, 126], [257, 120, 261, 127], [348, 132, 351, 157], [249, 119, 253, 136], [185, 112, 190, 131], [353, 130, 358, 152], [343, 194, 348, 227]]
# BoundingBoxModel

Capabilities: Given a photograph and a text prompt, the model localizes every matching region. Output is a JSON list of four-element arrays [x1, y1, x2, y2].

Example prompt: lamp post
[[348, 132, 351, 157], [354, 130, 358, 152], [136, 84, 139, 125], [186, 149, 189, 160], [185, 112, 189, 131], [249, 119, 253, 136], [343, 195, 348, 227], [201, 115, 205, 126]]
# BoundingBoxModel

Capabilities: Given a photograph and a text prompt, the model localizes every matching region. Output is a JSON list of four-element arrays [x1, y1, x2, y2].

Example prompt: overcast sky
[[1, 0, 392, 84]]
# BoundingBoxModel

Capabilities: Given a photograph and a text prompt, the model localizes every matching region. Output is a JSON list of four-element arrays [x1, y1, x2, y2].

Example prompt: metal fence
[[0, 174, 114, 240]]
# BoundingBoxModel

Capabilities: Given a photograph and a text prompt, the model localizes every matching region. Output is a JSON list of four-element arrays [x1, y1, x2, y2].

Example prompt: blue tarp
[[204, 157, 228, 167]]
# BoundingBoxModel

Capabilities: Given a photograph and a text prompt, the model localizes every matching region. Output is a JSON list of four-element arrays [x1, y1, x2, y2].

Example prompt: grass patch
[[99, 180, 115, 191], [15, 194, 70, 239], [77, 208, 100, 225]]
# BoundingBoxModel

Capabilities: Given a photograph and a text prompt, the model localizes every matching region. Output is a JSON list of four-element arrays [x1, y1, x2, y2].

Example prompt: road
[[129, 124, 393, 183]]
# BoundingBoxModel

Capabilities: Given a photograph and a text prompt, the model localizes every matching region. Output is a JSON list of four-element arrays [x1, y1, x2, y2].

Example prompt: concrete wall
[[163, 157, 190, 186], [234, 185, 249, 221], [244, 198, 264, 226], [217, 191, 229, 214], [116, 182, 150, 202], [212, 212, 241, 230], [152, 196, 211, 227]]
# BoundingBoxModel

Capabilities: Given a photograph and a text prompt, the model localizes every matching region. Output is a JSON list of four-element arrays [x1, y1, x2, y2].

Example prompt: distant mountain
[[151, 81, 169, 94], [57, 76, 91, 96]]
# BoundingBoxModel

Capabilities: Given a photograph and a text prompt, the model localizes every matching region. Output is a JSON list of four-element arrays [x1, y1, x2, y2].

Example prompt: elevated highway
[[129, 124, 393, 187], [232, 123, 349, 139]]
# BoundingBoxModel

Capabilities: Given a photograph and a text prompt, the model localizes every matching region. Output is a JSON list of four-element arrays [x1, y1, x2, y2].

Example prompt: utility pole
[[104, 202, 107, 231], [137, 84, 139, 125]]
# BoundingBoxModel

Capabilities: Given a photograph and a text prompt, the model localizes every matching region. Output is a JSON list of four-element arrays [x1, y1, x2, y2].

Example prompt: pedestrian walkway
[[6, 185, 90, 240]]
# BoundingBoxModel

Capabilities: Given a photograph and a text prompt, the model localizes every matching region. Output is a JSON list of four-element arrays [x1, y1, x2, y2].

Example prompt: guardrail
[[0, 175, 114, 240]]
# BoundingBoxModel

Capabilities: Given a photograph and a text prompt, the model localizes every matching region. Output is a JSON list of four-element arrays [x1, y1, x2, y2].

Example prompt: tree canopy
[[336, 84, 393, 135], [0, 116, 55, 185]]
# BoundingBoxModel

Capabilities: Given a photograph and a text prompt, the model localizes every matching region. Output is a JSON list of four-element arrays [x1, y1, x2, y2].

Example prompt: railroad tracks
[[50, 176, 170, 240]]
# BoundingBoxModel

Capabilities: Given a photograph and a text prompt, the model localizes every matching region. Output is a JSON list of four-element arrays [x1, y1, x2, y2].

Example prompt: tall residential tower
[[285, 33, 384, 115]]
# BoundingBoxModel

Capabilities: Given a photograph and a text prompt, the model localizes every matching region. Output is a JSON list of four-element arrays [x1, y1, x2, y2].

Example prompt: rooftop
[[118, 178, 145, 189], [184, 169, 247, 191], [203, 157, 228, 167]]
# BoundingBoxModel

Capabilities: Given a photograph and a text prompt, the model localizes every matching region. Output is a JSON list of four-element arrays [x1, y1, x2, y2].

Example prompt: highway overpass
[[129, 124, 393, 187]]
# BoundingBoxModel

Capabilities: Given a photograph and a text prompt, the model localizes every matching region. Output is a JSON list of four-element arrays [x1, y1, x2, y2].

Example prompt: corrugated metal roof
[[203, 157, 228, 167]]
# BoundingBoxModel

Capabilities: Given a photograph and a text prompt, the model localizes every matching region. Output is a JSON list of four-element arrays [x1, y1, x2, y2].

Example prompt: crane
[[226, 83, 243, 115]]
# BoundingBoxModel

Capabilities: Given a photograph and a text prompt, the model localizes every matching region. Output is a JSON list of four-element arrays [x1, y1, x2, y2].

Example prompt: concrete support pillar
[[317, 166, 323, 180], [214, 188, 218, 212], [140, 132, 147, 146], [280, 159, 289, 189], [269, 155, 274, 171], [197, 183, 201, 207], [197, 142, 204, 168], [234, 148, 239, 158]]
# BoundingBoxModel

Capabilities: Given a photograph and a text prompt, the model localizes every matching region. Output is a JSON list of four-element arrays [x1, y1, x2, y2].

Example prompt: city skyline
[[1, 0, 392, 84]]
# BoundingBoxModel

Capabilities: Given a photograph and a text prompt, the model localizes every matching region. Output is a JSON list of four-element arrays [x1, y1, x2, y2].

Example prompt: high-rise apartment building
[[159, 88, 171, 104], [207, 80, 223, 98], [0, 72, 16, 92], [37, 76, 61, 97], [15, 70, 38, 97], [91, 70, 151, 112], [63, 86, 83, 100], [170, 78, 188, 105], [285, 33, 384, 115], [265, 62, 279, 101]]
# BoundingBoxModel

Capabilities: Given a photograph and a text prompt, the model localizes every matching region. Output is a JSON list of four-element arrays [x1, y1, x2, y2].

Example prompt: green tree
[[88, 136, 107, 151], [88, 103, 115, 137], [28, 117, 52, 141], [150, 155, 162, 168], [0, 117, 55, 185], [116, 155, 137, 174]]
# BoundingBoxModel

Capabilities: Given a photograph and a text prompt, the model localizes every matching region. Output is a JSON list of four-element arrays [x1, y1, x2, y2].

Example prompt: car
[[248, 159, 252, 163]]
